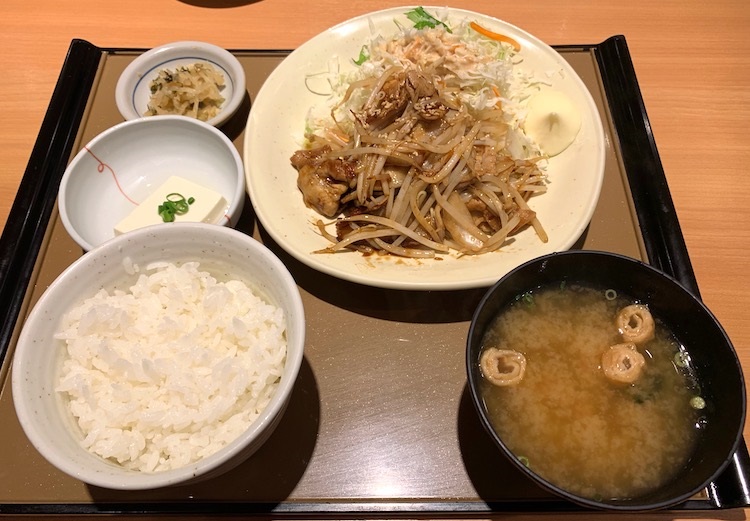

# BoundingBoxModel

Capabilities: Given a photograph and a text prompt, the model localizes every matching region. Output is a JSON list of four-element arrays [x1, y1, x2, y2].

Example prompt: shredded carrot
[[323, 127, 350, 145], [470, 21, 521, 52], [491, 85, 503, 109]]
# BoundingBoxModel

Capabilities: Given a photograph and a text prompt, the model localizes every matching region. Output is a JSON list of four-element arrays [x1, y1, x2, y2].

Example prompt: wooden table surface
[[1, 0, 749, 519]]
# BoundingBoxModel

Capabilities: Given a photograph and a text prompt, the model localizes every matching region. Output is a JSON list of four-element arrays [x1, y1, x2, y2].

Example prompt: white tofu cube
[[114, 176, 228, 235]]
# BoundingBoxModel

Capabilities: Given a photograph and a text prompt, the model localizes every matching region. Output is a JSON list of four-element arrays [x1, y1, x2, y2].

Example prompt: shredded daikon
[[145, 62, 225, 121]]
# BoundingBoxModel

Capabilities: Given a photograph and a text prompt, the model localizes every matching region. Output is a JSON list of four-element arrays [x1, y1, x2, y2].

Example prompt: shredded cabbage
[[304, 13, 545, 159]]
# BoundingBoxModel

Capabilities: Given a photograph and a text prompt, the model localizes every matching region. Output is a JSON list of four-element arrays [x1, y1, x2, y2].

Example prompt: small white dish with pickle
[[115, 40, 245, 127]]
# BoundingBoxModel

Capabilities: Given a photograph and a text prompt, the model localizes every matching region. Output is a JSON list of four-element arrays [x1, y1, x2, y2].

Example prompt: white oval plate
[[243, 6, 605, 291], [116, 41, 246, 128]]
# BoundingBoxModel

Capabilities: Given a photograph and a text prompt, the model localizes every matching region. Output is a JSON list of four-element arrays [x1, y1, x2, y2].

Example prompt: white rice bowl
[[12, 223, 305, 490]]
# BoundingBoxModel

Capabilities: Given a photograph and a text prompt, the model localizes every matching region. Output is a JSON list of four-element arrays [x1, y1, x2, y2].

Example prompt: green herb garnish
[[405, 7, 452, 32], [521, 292, 535, 307], [158, 192, 195, 223], [673, 351, 689, 368], [353, 45, 370, 65], [690, 396, 706, 410]]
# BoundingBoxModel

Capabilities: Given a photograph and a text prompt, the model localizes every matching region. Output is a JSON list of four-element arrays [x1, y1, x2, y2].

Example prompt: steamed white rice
[[55, 261, 287, 473]]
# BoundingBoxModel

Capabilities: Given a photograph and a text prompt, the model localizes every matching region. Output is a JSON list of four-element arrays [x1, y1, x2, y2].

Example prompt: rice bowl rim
[[11, 223, 305, 490]]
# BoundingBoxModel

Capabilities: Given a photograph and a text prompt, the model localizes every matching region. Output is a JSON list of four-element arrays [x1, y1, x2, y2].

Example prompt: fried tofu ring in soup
[[616, 304, 655, 344], [480, 348, 527, 387], [602, 342, 646, 384]]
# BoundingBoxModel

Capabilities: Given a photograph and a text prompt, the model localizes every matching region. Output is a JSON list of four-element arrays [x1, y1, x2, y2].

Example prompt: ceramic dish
[[59, 116, 245, 251], [115, 40, 245, 127], [243, 6, 606, 291], [466, 250, 745, 510], [12, 223, 305, 490]]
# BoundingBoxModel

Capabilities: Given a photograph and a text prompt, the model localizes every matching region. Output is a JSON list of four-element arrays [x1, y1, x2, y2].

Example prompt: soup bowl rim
[[465, 249, 747, 511]]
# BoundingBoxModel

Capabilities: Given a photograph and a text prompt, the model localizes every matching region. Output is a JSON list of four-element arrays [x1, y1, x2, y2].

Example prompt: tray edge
[[0, 36, 747, 515]]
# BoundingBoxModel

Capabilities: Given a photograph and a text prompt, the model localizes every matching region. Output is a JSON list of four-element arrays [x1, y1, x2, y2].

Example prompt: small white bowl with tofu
[[59, 115, 245, 251]]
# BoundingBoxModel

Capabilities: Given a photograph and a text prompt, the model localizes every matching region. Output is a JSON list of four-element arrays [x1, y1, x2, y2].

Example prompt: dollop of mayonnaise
[[523, 90, 582, 157]]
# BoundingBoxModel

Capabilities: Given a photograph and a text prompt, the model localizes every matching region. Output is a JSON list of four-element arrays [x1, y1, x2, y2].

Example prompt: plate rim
[[243, 6, 606, 291]]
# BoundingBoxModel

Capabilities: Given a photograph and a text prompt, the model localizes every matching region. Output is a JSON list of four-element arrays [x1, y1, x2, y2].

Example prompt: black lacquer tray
[[0, 37, 748, 516]]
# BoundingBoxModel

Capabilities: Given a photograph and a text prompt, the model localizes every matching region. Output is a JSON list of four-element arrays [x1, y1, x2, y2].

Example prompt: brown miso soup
[[478, 283, 704, 501]]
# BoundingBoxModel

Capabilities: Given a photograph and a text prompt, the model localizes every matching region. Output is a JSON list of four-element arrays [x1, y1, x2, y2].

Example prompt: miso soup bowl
[[466, 250, 746, 511]]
